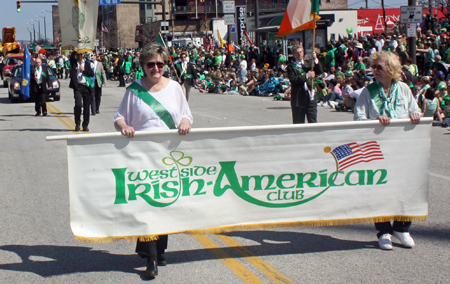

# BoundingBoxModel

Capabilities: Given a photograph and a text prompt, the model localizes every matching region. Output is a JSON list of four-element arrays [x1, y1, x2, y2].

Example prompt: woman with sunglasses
[[114, 43, 193, 279], [354, 51, 421, 251]]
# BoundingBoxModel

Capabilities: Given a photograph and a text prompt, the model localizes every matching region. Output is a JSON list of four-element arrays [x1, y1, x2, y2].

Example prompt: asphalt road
[[0, 79, 449, 283]]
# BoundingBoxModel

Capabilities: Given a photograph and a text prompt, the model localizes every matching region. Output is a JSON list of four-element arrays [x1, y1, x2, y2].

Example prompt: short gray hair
[[139, 43, 170, 69]]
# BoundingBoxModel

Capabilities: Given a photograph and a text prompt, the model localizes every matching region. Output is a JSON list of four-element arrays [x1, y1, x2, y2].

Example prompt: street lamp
[[27, 22, 35, 42], [36, 15, 46, 43], [31, 19, 41, 42], [24, 25, 32, 43], [42, 10, 53, 43]]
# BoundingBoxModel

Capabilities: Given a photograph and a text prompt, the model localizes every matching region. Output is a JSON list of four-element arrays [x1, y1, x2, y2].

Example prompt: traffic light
[[16, 0, 21, 13]]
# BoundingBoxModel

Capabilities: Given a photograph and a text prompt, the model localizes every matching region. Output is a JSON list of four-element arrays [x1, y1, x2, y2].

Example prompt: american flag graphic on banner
[[331, 141, 384, 171]]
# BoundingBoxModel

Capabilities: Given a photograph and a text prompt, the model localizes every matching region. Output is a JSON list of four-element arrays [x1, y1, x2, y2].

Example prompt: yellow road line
[[191, 234, 265, 284], [216, 234, 295, 284], [46, 102, 87, 133]]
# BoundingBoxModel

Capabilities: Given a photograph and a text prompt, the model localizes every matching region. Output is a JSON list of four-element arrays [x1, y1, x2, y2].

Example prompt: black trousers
[[34, 84, 47, 114], [74, 84, 91, 127], [94, 84, 102, 113], [135, 235, 168, 260], [291, 100, 317, 124], [118, 73, 125, 86], [375, 221, 411, 238], [90, 88, 97, 115]]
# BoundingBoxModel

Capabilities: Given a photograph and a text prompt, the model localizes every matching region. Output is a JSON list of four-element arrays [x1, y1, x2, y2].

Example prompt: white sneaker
[[327, 101, 337, 108], [393, 231, 415, 248], [317, 102, 323, 106], [378, 233, 393, 250]]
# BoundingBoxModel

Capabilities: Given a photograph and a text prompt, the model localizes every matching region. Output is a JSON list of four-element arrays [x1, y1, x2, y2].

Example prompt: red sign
[[357, 8, 447, 35], [357, 8, 400, 35]]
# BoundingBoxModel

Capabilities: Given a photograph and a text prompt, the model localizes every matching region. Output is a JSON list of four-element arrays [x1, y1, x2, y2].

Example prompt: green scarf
[[366, 81, 399, 119]]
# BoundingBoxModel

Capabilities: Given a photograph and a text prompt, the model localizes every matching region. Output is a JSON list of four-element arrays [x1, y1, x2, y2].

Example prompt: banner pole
[[46, 118, 433, 141]]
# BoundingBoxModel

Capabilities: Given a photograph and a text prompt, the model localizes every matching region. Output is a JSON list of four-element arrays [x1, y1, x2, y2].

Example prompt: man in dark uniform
[[69, 52, 95, 131], [116, 52, 126, 87], [287, 45, 323, 124], [93, 53, 107, 114], [31, 58, 52, 116], [175, 52, 197, 101]]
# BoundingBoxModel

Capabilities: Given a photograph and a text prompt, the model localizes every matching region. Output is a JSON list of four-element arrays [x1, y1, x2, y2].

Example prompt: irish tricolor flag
[[277, 0, 320, 37]]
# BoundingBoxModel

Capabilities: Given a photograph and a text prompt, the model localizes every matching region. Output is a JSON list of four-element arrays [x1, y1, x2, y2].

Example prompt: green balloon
[[346, 27, 353, 34]]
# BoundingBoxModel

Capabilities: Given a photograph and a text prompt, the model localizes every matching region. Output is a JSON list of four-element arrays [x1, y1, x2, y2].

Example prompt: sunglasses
[[371, 64, 386, 71], [146, 62, 165, 69]]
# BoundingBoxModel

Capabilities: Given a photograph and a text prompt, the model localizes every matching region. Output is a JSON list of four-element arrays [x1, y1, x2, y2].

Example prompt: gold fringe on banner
[[75, 48, 94, 54], [73, 215, 427, 243], [61, 45, 75, 51], [75, 234, 160, 243]]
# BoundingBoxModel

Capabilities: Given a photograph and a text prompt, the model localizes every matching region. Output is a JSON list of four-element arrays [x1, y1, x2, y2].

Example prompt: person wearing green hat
[[436, 82, 450, 112]]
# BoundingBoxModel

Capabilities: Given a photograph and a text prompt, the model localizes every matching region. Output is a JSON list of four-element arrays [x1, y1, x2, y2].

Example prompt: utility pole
[[408, 0, 417, 64], [381, 0, 387, 32], [205, 0, 207, 33], [254, 0, 259, 47]]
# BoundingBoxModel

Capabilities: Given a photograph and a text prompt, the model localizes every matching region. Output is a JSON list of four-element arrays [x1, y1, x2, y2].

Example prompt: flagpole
[[311, 17, 316, 70], [311, 17, 317, 94]]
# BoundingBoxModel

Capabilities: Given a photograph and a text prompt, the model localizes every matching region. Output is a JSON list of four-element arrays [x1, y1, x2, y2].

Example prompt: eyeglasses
[[371, 64, 386, 71], [146, 62, 165, 69]]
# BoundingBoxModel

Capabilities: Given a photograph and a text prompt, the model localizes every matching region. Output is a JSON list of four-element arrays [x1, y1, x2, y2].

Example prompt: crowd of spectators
[[48, 14, 450, 126]]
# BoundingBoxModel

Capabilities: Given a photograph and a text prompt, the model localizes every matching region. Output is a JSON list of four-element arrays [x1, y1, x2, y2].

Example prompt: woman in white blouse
[[114, 43, 193, 278]]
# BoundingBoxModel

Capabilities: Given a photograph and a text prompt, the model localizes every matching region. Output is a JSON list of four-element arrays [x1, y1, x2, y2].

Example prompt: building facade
[[102, 4, 140, 50]]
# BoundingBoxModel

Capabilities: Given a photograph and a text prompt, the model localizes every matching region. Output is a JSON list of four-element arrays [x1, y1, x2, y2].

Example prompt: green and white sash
[[83, 76, 95, 88], [288, 62, 306, 75], [366, 81, 399, 119], [127, 82, 176, 129], [96, 71, 104, 86]]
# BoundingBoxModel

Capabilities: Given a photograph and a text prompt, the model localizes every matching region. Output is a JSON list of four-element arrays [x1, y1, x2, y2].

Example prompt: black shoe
[[35, 113, 41, 116], [82, 126, 89, 132], [145, 259, 158, 278], [157, 254, 167, 266], [74, 125, 80, 131], [43, 112, 48, 116], [91, 112, 96, 116], [96, 110, 100, 114], [442, 122, 449, 128]]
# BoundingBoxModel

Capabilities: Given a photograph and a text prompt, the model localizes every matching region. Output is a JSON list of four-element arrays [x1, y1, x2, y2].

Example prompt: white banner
[[48, 120, 431, 243], [58, 0, 99, 52]]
